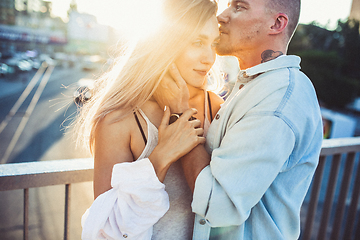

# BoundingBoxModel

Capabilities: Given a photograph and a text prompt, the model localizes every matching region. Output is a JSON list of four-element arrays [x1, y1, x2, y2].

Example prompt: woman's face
[[174, 15, 220, 88]]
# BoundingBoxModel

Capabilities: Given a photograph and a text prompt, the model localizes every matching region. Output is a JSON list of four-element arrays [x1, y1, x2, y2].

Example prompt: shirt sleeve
[[81, 158, 169, 240], [191, 114, 295, 227]]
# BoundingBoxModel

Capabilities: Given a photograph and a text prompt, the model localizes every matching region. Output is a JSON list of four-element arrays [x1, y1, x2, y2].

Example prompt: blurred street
[[0, 62, 98, 239]]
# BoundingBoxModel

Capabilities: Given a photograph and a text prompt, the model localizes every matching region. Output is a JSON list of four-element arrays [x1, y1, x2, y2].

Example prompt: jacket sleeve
[[191, 114, 295, 227], [81, 158, 169, 240]]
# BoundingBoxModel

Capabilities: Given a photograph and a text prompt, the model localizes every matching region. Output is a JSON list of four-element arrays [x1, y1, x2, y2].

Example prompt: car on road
[[0, 63, 10, 76], [82, 55, 103, 71], [73, 78, 95, 104]]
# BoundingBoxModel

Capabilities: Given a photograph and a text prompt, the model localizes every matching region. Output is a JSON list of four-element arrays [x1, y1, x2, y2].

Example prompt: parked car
[[29, 58, 41, 69], [73, 78, 95, 104], [82, 55, 103, 71], [17, 59, 33, 72], [321, 108, 356, 139], [0, 63, 9, 76], [6, 57, 32, 72]]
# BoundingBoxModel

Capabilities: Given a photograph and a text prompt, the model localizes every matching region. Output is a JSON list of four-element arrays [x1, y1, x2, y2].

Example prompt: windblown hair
[[73, 0, 218, 152], [266, 0, 301, 40]]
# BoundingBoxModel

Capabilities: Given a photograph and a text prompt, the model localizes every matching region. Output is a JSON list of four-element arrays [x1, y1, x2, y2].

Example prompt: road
[[0, 64, 99, 239]]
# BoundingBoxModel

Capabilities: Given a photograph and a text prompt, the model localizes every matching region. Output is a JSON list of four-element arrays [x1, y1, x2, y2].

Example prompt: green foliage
[[288, 19, 360, 109], [298, 50, 357, 108]]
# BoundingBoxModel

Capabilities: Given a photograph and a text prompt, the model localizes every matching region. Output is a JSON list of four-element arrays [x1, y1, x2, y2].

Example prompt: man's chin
[[215, 45, 233, 56]]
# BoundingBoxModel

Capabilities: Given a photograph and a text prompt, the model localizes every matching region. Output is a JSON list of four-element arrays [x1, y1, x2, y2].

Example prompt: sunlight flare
[[109, 0, 165, 40]]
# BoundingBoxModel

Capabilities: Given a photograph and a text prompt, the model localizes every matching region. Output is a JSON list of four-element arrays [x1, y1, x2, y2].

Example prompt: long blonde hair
[[74, 0, 218, 152]]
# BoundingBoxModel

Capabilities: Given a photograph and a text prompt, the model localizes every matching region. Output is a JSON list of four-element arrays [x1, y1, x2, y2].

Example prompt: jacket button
[[199, 219, 206, 225], [123, 233, 128, 238], [215, 114, 220, 120]]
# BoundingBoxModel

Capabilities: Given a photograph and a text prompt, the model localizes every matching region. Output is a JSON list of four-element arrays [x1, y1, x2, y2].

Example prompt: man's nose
[[217, 9, 230, 24]]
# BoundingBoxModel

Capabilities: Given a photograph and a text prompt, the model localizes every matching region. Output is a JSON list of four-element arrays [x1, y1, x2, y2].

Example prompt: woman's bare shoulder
[[94, 109, 134, 162], [93, 110, 136, 198]]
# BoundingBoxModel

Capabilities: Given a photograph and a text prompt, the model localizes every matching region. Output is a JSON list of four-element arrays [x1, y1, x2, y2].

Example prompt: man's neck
[[237, 47, 286, 70]]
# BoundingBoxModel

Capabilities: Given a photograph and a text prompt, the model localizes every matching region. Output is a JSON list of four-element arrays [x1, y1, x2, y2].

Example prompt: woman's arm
[[93, 112, 134, 199], [83, 112, 170, 240]]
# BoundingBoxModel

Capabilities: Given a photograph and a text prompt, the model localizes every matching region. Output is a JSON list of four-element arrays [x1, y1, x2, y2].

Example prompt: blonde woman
[[77, 0, 224, 239]]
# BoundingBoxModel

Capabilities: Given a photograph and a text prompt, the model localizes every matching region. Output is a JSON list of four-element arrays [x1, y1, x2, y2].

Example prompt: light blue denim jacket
[[192, 55, 323, 240]]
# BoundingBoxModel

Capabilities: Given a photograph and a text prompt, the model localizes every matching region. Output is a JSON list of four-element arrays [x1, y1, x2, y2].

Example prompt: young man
[[156, 0, 323, 239], [155, 0, 323, 239]]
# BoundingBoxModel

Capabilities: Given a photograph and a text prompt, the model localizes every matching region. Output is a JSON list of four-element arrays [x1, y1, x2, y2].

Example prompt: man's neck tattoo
[[261, 50, 283, 63]]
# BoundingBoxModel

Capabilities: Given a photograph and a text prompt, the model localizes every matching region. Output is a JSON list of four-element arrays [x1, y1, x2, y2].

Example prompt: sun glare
[[106, 0, 165, 41]]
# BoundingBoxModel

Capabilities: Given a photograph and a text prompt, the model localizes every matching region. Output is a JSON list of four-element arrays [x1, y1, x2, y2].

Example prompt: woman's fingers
[[195, 127, 204, 137], [198, 136, 206, 145], [180, 108, 198, 121], [156, 108, 205, 161], [191, 118, 201, 129], [159, 106, 171, 130], [169, 63, 187, 90]]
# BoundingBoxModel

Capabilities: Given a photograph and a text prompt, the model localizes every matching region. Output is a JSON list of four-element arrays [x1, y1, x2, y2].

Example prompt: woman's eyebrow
[[198, 34, 209, 40]]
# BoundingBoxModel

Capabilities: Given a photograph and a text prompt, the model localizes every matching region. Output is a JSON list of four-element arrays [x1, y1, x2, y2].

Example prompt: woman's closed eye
[[192, 40, 204, 47]]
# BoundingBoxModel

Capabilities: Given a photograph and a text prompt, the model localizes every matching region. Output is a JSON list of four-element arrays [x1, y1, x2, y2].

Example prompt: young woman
[[76, 0, 224, 239]]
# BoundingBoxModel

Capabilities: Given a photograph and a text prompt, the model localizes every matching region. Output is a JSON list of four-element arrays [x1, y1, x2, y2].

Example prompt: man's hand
[[153, 63, 190, 113], [149, 107, 205, 182]]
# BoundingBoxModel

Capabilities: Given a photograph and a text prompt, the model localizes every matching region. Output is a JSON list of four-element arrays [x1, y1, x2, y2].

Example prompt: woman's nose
[[201, 48, 216, 66]]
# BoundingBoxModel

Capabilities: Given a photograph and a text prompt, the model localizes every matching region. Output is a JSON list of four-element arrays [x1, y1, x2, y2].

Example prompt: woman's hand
[[149, 107, 205, 182], [153, 64, 190, 113]]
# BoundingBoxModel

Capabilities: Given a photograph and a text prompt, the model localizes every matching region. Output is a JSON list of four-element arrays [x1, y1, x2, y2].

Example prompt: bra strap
[[133, 111, 147, 145], [207, 91, 213, 122]]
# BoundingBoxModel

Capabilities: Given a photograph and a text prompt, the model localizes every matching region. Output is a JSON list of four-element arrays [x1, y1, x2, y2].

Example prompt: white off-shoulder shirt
[[82, 90, 212, 240]]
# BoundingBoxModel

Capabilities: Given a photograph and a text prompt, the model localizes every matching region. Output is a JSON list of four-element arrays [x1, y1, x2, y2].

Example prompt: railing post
[[330, 152, 356, 240], [318, 154, 342, 240], [64, 184, 71, 240], [343, 157, 360, 239], [24, 188, 29, 240], [302, 156, 326, 240]]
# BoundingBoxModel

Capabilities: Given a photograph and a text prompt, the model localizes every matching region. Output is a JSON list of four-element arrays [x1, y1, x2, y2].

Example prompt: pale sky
[[49, 0, 354, 31]]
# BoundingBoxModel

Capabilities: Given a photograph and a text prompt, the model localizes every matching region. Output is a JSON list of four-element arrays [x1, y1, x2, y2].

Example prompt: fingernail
[[164, 106, 167, 111]]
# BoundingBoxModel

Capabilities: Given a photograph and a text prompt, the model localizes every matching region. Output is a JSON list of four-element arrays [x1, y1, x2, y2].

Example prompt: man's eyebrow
[[230, 0, 250, 6]]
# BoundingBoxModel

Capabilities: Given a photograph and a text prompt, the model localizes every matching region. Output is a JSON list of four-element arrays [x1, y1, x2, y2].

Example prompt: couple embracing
[[77, 0, 323, 239]]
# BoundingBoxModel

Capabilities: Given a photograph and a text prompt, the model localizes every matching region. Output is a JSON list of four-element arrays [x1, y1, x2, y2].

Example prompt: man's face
[[216, 0, 271, 56]]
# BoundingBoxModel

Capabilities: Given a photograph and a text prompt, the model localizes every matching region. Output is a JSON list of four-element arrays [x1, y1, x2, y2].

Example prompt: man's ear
[[269, 13, 288, 35]]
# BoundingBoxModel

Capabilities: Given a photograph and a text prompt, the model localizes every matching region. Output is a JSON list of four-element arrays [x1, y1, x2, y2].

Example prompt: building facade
[[350, 0, 360, 21], [0, 0, 67, 58]]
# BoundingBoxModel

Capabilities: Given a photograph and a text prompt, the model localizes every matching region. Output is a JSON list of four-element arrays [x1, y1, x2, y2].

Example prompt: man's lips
[[219, 27, 228, 35]]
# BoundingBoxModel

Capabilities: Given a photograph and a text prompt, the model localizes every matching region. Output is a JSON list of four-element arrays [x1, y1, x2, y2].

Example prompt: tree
[[288, 20, 360, 109]]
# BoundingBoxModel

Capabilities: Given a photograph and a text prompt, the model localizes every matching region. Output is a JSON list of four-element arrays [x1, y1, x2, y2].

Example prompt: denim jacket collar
[[237, 55, 301, 83]]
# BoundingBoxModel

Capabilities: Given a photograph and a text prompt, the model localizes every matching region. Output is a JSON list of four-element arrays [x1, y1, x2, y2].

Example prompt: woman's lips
[[194, 70, 207, 76]]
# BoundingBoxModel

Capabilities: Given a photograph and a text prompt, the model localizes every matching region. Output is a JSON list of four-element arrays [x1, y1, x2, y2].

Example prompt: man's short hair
[[266, 0, 301, 39]]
